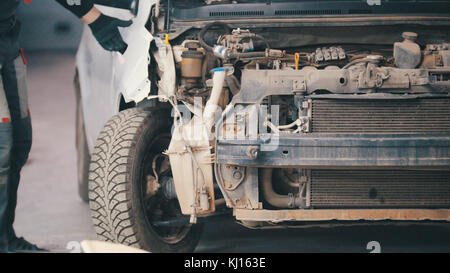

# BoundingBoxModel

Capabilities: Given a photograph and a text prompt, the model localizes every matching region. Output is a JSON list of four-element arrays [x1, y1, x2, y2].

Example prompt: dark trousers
[[0, 55, 32, 249]]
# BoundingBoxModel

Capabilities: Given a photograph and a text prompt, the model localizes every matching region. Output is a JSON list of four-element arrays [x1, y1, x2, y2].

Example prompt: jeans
[[0, 54, 32, 250]]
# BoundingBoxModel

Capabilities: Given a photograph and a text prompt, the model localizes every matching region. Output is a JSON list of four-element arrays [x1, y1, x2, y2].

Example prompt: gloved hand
[[88, 14, 132, 54]]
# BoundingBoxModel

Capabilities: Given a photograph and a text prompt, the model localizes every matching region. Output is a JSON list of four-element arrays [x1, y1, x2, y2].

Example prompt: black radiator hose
[[197, 22, 231, 52]]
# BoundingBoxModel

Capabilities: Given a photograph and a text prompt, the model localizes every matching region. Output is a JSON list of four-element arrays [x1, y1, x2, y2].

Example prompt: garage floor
[[13, 52, 450, 253]]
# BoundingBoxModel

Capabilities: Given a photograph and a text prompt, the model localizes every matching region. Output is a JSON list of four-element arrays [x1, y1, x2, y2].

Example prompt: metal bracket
[[298, 169, 311, 208], [295, 97, 312, 133]]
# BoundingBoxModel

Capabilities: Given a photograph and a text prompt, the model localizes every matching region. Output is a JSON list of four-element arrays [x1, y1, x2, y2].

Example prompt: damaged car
[[74, 0, 450, 252]]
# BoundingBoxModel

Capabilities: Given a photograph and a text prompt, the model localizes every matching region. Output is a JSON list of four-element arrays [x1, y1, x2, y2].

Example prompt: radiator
[[311, 98, 450, 134], [310, 170, 450, 208]]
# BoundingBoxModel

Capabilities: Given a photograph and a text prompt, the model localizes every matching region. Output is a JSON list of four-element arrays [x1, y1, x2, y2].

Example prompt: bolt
[[246, 146, 259, 160], [233, 171, 243, 180]]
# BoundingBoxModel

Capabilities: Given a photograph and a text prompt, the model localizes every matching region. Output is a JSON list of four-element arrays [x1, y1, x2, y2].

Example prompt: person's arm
[[81, 6, 101, 24], [55, 0, 95, 19], [55, 0, 132, 54]]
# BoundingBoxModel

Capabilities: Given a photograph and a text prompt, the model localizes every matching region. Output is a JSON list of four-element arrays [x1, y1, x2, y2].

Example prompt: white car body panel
[[76, 1, 155, 152]]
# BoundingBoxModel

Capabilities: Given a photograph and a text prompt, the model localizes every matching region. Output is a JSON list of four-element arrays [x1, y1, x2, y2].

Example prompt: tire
[[88, 108, 203, 252], [74, 72, 90, 203]]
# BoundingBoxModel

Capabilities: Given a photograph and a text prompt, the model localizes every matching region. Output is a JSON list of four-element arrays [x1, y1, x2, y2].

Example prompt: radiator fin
[[310, 170, 450, 208], [311, 99, 450, 134]]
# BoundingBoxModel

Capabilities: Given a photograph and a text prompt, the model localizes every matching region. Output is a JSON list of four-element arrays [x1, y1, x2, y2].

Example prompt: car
[[75, 0, 450, 252]]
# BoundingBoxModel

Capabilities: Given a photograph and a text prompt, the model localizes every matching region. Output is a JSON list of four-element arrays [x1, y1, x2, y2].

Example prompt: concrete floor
[[14, 52, 450, 253], [14, 52, 97, 252]]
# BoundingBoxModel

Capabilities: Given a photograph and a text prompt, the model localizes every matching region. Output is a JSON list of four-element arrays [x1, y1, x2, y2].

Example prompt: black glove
[[88, 14, 132, 54]]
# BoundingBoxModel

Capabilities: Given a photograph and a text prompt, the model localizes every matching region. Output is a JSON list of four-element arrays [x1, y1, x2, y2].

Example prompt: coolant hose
[[261, 168, 302, 208], [203, 68, 227, 131]]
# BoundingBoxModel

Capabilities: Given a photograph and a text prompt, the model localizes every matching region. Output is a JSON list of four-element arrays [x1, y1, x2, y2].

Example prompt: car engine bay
[[141, 2, 450, 225]]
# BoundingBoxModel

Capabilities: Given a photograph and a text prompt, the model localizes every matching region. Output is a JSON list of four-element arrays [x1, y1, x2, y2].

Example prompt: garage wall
[[16, 1, 83, 51]]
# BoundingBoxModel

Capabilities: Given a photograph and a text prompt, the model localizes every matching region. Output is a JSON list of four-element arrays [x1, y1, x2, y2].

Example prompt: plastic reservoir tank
[[394, 32, 422, 69]]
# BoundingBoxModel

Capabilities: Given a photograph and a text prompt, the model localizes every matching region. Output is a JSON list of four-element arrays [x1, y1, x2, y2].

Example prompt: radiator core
[[310, 170, 450, 208], [311, 98, 450, 134]]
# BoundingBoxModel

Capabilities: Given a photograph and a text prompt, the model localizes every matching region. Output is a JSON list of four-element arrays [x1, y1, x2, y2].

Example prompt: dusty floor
[[13, 52, 450, 253]]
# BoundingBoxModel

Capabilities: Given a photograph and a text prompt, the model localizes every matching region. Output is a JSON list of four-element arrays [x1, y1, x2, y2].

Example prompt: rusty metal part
[[235, 209, 450, 222], [146, 175, 161, 196], [261, 168, 302, 209], [246, 146, 259, 160], [421, 54, 443, 68], [231, 66, 444, 104], [147, 153, 172, 197], [215, 164, 260, 209]]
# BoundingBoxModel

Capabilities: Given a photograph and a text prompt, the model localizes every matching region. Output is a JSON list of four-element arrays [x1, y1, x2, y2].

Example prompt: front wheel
[[88, 108, 203, 252]]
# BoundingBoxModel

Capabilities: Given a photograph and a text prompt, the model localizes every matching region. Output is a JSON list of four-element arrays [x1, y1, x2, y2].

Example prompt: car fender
[[76, 0, 155, 152]]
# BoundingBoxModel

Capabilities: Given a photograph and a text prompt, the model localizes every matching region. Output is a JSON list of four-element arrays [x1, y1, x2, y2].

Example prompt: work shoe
[[7, 237, 47, 253]]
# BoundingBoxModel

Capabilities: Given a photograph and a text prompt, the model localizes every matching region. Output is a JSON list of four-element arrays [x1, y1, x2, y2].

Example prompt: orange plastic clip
[[294, 53, 300, 70], [165, 34, 170, 45]]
